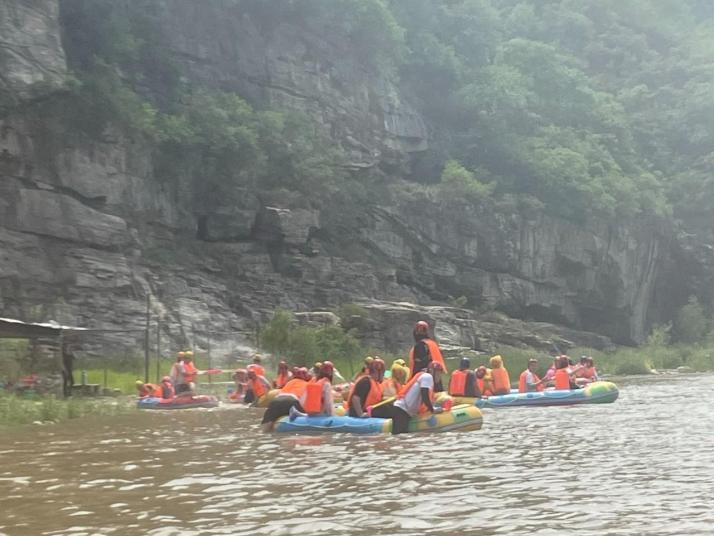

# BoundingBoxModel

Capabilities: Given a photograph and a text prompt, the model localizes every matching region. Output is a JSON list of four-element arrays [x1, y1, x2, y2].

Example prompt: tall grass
[[0, 394, 135, 427]]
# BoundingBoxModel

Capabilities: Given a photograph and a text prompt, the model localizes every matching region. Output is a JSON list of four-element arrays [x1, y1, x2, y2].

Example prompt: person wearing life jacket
[[475, 366, 493, 397], [251, 354, 266, 377], [346, 358, 385, 417], [135, 381, 162, 398], [289, 361, 336, 419], [448, 358, 480, 397], [160, 376, 175, 399], [575, 356, 599, 385], [409, 320, 448, 391], [518, 358, 545, 393], [489, 355, 511, 395], [554, 355, 579, 390], [381, 362, 408, 398], [261, 368, 310, 432], [169, 351, 185, 386], [273, 360, 291, 389], [247, 364, 272, 406], [371, 361, 444, 434], [229, 368, 248, 402], [542, 357, 557, 387]]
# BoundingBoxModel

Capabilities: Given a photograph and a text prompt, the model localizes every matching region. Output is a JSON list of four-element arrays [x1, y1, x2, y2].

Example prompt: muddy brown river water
[[1, 374, 713, 535]]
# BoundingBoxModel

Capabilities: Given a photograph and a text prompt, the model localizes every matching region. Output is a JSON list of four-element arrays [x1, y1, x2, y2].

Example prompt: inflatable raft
[[464, 381, 619, 408], [137, 394, 220, 410], [273, 404, 483, 435]]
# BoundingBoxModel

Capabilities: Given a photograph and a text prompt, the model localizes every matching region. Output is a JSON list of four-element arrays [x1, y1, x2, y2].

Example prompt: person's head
[[278, 360, 288, 373], [233, 368, 247, 382], [369, 358, 386, 382], [393, 358, 406, 368], [391, 364, 408, 384], [253, 354, 262, 364], [476, 366, 487, 379], [586, 357, 595, 367], [362, 356, 374, 373], [556, 356, 570, 369], [528, 358, 538, 372], [184, 351, 193, 362], [298, 367, 311, 381], [177, 351, 185, 362], [319, 361, 334, 381], [567, 357, 574, 366], [161, 376, 172, 384], [459, 357, 471, 371], [413, 320, 429, 341], [427, 361, 444, 381], [489, 355, 503, 369], [580, 355, 588, 364], [313, 362, 322, 373], [135, 380, 145, 392]]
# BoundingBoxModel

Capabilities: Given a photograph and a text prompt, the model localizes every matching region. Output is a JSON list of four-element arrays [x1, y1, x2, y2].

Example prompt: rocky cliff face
[[0, 0, 687, 363]]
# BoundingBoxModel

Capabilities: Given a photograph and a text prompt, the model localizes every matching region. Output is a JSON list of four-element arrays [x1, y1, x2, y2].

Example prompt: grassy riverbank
[[0, 394, 136, 427]]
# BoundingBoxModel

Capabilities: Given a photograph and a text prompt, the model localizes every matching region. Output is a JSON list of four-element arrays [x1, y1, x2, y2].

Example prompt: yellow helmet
[[184, 350, 194, 358], [393, 358, 406, 367], [135, 380, 144, 387]]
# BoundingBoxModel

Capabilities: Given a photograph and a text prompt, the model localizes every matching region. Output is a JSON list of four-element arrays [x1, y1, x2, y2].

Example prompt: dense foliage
[[55, 0, 714, 227]]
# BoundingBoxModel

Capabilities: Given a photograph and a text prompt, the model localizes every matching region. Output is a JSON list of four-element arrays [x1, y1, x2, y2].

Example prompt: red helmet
[[414, 320, 429, 335], [369, 358, 386, 374], [427, 361, 444, 373]]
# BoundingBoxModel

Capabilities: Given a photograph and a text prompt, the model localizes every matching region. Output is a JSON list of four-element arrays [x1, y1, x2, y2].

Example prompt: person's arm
[[323, 382, 335, 415], [420, 388, 435, 413]]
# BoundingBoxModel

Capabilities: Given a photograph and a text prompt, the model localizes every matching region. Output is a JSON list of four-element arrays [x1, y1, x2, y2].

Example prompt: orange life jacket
[[183, 361, 198, 383], [273, 372, 289, 389], [250, 376, 269, 398], [579, 366, 597, 379], [409, 338, 448, 375], [140, 384, 162, 397], [252, 364, 266, 377], [279, 378, 307, 398], [344, 375, 383, 411], [554, 369, 572, 390], [397, 371, 433, 414], [518, 370, 544, 393], [477, 377, 493, 397], [491, 367, 511, 395], [303, 377, 329, 414], [380, 377, 402, 397], [449, 370, 468, 396]]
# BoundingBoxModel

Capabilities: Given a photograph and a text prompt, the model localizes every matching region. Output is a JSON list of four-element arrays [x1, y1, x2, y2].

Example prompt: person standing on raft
[[409, 321, 448, 391], [273, 360, 291, 389], [518, 358, 545, 393], [448, 358, 480, 397], [346, 358, 385, 418]]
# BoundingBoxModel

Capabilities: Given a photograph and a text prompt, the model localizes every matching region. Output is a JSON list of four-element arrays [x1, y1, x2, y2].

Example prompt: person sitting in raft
[[448, 358, 480, 397], [246, 364, 272, 406], [353, 356, 374, 381], [135, 380, 163, 398], [518, 358, 545, 393], [229, 368, 248, 402], [381, 361, 408, 398], [289, 361, 336, 419], [392, 358, 410, 379], [261, 367, 310, 432], [554, 355, 580, 390], [371, 361, 445, 434], [310, 361, 322, 379], [272, 360, 291, 389], [475, 365, 493, 396], [160, 376, 175, 399], [409, 320, 448, 391], [542, 357, 557, 387], [575, 356, 599, 385], [346, 358, 385, 418], [489, 355, 511, 395], [175, 351, 204, 394]]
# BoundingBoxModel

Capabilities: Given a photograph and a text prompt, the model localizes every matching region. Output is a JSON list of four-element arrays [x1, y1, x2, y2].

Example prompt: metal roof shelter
[[0, 317, 88, 339]]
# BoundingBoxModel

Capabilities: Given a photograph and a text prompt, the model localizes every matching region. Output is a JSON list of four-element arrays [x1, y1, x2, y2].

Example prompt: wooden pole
[[144, 294, 150, 383], [156, 318, 161, 383]]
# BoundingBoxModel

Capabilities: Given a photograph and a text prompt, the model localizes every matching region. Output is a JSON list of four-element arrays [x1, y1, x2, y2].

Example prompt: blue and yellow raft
[[450, 380, 619, 409], [273, 404, 483, 435]]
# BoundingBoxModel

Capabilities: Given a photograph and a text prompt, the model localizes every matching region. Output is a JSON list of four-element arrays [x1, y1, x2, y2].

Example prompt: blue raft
[[273, 404, 483, 435], [137, 394, 220, 410], [473, 381, 619, 409]]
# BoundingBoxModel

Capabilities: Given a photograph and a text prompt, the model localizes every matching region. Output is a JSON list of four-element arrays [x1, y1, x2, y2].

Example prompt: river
[[0, 374, 712, 535]]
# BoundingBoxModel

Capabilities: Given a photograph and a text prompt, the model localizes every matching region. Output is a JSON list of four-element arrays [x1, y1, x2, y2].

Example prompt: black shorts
[[261, 396, 304, 424], [370, 402, 412, 435]]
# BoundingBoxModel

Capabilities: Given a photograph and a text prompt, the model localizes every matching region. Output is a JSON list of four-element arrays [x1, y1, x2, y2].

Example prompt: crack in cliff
[[4, 173, 107, 210]]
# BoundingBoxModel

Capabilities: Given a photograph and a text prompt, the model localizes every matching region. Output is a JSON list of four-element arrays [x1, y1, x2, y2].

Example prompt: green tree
[[674, 296, 710, 344]]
